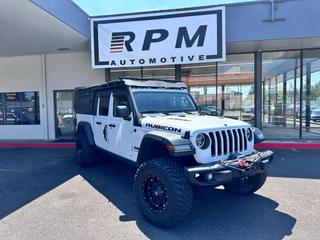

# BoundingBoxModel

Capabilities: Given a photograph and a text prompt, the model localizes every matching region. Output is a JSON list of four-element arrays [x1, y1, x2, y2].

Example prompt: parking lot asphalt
[[0, 147, 320, 240]]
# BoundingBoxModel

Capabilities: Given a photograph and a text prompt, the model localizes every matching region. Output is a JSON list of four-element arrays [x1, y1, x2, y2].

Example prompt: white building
[[0, 1, 104, 140]]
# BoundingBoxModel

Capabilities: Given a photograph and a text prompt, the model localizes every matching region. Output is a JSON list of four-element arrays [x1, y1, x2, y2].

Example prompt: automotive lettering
[[175, 25, 207, 48], [142, 29, 169, 51]]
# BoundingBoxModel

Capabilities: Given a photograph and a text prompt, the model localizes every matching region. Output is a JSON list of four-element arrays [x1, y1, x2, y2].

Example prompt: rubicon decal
[[91, 7, 225, 68], [145, 123, 182, 133]]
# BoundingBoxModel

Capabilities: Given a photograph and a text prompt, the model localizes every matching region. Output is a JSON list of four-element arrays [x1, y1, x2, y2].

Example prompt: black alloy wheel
[[134, 158, 193, 228], [143, 176, 168, 213]]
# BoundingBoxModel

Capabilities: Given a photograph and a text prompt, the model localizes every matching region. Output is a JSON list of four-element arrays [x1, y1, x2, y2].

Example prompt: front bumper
[[185, 150, 273, 186]]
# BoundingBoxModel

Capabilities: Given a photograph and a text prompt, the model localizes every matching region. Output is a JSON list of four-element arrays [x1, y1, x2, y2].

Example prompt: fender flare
[[76, 122, 95, 146], [137, 131, 195, 163]]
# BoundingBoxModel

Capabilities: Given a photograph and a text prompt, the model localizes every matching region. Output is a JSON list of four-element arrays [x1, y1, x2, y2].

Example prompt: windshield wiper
[[141, 111, 170, 115], [164, 110, 197, 114], [141, 109, 197, 115], [183, 111, 198, 115]]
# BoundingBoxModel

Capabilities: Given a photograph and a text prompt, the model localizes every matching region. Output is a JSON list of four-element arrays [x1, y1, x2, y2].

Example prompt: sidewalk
[[255, 141, 320, 149]]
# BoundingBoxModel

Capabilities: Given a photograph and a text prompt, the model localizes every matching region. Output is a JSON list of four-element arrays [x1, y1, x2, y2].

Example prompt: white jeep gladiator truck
[[74, 78, 273, 227]]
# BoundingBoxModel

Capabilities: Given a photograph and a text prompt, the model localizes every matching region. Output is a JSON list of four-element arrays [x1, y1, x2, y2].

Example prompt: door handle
[[108, 124, 116, 128], [103, 126, 109, 142], [96, 121, 102, 125]]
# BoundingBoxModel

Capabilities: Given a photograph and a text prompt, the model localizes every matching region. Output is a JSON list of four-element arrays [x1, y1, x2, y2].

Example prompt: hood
[[141, 113, 251, 136]]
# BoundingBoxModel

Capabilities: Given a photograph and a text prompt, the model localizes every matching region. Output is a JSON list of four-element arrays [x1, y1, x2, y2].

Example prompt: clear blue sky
[[73, 0, 255, 16]]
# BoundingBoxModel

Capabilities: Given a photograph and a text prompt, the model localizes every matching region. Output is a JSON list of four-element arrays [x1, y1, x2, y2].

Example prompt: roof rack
[[119, 77, 182, 83], [75, 78, 187, 91], [120, 78, 187, 89]]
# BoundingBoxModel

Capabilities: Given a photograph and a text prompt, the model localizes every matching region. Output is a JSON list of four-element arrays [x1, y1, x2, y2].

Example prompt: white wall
[[0, 55, 46, 140], [0, 51, 105, 140], [46, 52, 105, 139]]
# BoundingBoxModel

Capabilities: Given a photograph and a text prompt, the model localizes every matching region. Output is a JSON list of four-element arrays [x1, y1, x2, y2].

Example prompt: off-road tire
[[224, 171, 267, 195], [76, 133, 96, 167], [134, 158, 193, 228]]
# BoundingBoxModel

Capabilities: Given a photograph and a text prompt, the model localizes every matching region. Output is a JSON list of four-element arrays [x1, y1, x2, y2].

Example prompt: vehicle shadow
[[0, 148, 79, 219], [81, 153, 296, 240]]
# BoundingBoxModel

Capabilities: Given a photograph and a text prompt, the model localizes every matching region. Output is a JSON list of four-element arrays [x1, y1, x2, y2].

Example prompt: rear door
[[93, 90, 112, 150]]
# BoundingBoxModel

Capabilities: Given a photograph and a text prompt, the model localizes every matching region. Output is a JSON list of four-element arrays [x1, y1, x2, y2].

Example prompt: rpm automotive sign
[[91, 7, 225, 68]]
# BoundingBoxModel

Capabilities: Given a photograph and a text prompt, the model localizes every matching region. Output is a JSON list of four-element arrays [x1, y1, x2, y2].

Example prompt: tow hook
[[238, 159, 251, 168], [220, 160, 246, 173]]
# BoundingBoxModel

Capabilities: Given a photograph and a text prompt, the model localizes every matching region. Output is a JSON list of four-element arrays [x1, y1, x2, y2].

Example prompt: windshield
[[133, 91, 197, 114]]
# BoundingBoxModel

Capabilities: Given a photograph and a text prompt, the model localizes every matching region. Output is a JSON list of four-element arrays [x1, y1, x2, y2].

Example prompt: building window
[[142, 65, 175, 79], [180, 55, 255, 122], [262, 51, 301, 139], [0, 91, 40, 125], [110, 65, 176, 80], [110, 67, 142, 80], [302, 49, 320, 138], [181, 63, 218, 115], [218, 54, 255, 123]]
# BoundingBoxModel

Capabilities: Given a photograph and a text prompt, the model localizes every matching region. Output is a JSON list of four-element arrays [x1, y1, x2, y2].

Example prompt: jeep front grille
[[209, 128, 248, 157]]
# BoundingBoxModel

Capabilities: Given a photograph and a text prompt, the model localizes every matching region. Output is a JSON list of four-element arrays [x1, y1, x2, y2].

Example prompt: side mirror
[[116, 105, 131, 120]]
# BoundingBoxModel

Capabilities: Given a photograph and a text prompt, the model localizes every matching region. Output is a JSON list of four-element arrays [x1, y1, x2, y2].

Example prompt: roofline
[[30, 0, 90, 38], [69, 0, 91, 18], [88, 0, 257, 19], [83, 0, 310, 19]]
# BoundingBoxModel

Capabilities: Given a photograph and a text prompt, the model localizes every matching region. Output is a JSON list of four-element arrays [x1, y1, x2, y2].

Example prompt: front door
[[107, 91, 135, 159]]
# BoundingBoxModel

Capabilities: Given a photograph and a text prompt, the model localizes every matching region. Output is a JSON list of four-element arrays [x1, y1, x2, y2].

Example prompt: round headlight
[[253, 127, 265, 143], [195, 133, 210, 149], [246, 128, 253, 141]]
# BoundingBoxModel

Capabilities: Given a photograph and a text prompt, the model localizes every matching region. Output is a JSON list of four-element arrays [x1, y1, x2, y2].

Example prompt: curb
[[0, 142, 319, 149], [254, 142, 320, 149]]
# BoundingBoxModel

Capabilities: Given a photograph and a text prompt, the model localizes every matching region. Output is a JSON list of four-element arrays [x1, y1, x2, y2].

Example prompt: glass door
[[54, 90, 75, 139]]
